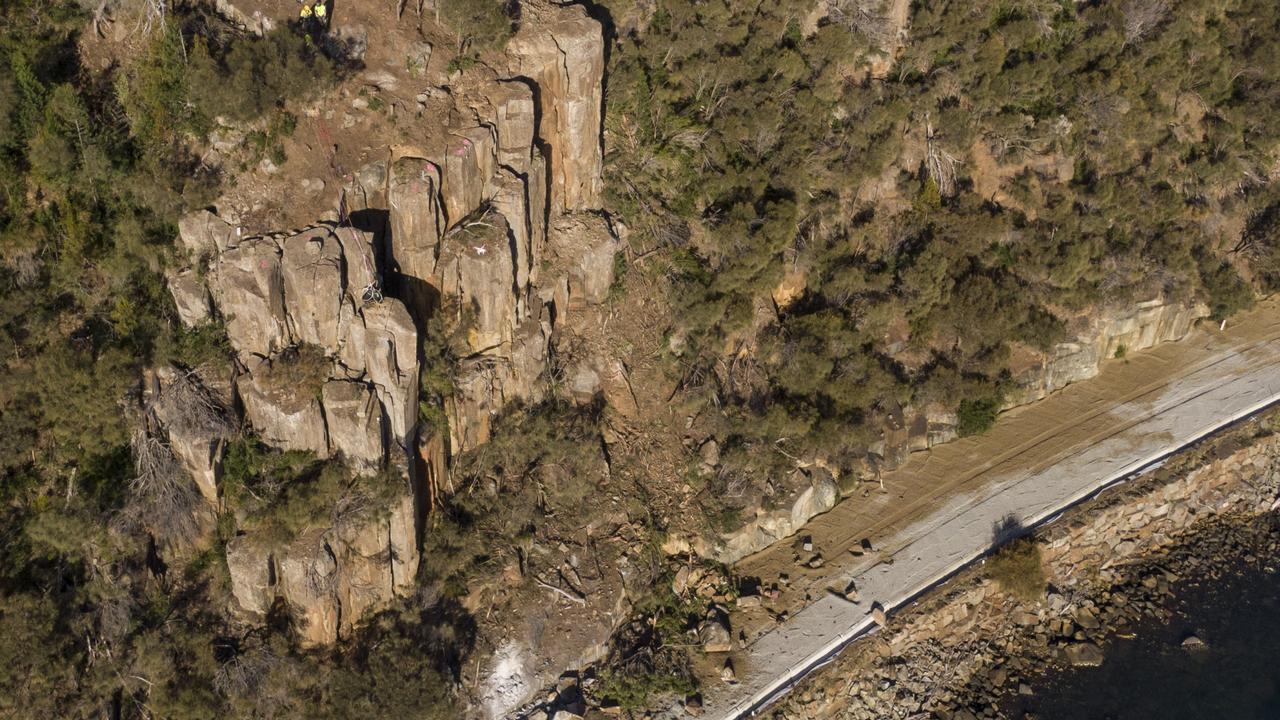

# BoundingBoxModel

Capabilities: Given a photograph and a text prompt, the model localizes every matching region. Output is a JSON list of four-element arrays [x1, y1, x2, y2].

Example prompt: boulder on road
[[700, 612, 732, 653], [871, 603, 888, 626]]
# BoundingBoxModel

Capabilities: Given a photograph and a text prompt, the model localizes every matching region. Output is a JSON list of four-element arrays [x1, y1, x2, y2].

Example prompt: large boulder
[[177, 209, 236, 261], [225, 535, 275, 618], [716, 468, 841, 564], [281, 227, 346, 351], [168, 268, 212, 327], [384, 486, 419, 594], [331, 223, 379, 298], [238, 357, 330, 456], [493, 168, 536, 306], [547, 214, 620, 308], [492, 79, 538, 174], [209, 238, 291, 359], [149, 367, 232, 504], [387, 157, 445, 324], [1064, 642, 1106, 667], [344, 160, 389, 214], [699, 611, 733, 653], [437, 216, 520, 354], [447, 315, 549, 452], [277, 531, 341, 647], [334, 485, 419, 626], [525, 151, 550, 285], [1009, 298, 1208, 406], [321, 380, 385, 475], [337, 300, 419, 446], [441, 126, 498, 229]]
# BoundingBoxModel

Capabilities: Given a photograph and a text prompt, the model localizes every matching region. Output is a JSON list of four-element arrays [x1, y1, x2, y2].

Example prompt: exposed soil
[[81, 0, 521, 234]]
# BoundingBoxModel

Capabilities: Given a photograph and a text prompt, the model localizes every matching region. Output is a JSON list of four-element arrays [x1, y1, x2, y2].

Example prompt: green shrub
[[243, 110, 296, 166], [1199, 257, 1254, 322], [221, 437, 403, 545], [445, 53, 479, 74], [597, 648, 697, 710], [986, 536, 1045, 602], [439, 0, 517, 52], [596, 583, 702, 710], [161, 321, 233, 370], [607, 250, 629, 302], [220, 438, 319, 508], [257, 343, 332, 400], [116, 24, 203, 158], [186, 25, 337, 123], [958, 396, 1001, 437]]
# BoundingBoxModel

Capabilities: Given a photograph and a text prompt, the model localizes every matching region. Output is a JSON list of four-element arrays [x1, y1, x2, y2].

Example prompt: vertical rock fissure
[[323, 540, 341, 640], [386, 514, 398, 594]]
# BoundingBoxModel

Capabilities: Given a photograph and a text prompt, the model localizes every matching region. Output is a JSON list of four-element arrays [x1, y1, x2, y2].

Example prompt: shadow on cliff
[[345, 589, 478, 683]]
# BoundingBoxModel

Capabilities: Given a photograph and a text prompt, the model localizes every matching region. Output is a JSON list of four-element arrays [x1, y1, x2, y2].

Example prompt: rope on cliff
[[313, 116, 384, 305], [338, 188, 384, 304]]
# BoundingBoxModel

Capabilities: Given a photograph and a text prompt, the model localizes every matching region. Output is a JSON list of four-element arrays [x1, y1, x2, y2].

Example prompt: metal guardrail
[[719, 389, 1280, 720]]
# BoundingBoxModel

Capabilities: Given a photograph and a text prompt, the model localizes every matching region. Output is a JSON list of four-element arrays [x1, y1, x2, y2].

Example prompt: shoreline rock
[[764, 411, 1280, 720]]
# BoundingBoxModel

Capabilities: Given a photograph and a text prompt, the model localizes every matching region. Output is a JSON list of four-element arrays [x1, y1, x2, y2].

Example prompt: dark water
[[1005, 562, 1280, 720]]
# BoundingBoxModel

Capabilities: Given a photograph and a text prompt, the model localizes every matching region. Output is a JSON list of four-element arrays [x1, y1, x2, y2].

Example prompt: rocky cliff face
[[508, 3, 605, 213], [1007, 298, 1208, 406], [716, 466, 841, 565], [224, 486, 419, 647], [162, 0, 617, 656], [714, 298, 1208, 566]]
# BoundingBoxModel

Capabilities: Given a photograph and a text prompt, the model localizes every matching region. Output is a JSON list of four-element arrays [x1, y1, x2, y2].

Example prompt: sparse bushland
[[0, 2, 433, 716], [421, 399, 607, 596], [584, 0, 1280, 703], [596, 0, 1280, 516], [438, 0, 518, 54], [958, 395, 1003, 437]]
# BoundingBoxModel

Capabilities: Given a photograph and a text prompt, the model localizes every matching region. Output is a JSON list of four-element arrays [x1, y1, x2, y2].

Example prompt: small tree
[[439, 0, 516, 54], [1122, 0, 1170, 47], [957, 396, 1001, 437]]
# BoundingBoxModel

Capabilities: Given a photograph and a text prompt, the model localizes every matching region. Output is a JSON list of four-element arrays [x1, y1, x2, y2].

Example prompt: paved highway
[[703, 305, 1280, 719]]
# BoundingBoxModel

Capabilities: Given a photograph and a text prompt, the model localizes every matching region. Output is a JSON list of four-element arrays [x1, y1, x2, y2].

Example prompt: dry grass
[[986, 537, 1045, 602], [157, 369, 234, 439], [128, 423, 203, 541]]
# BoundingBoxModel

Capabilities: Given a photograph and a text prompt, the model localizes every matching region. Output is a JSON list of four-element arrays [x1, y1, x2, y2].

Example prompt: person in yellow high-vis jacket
[[313, 1, 327, 22], [299, 2, 312, 18]]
